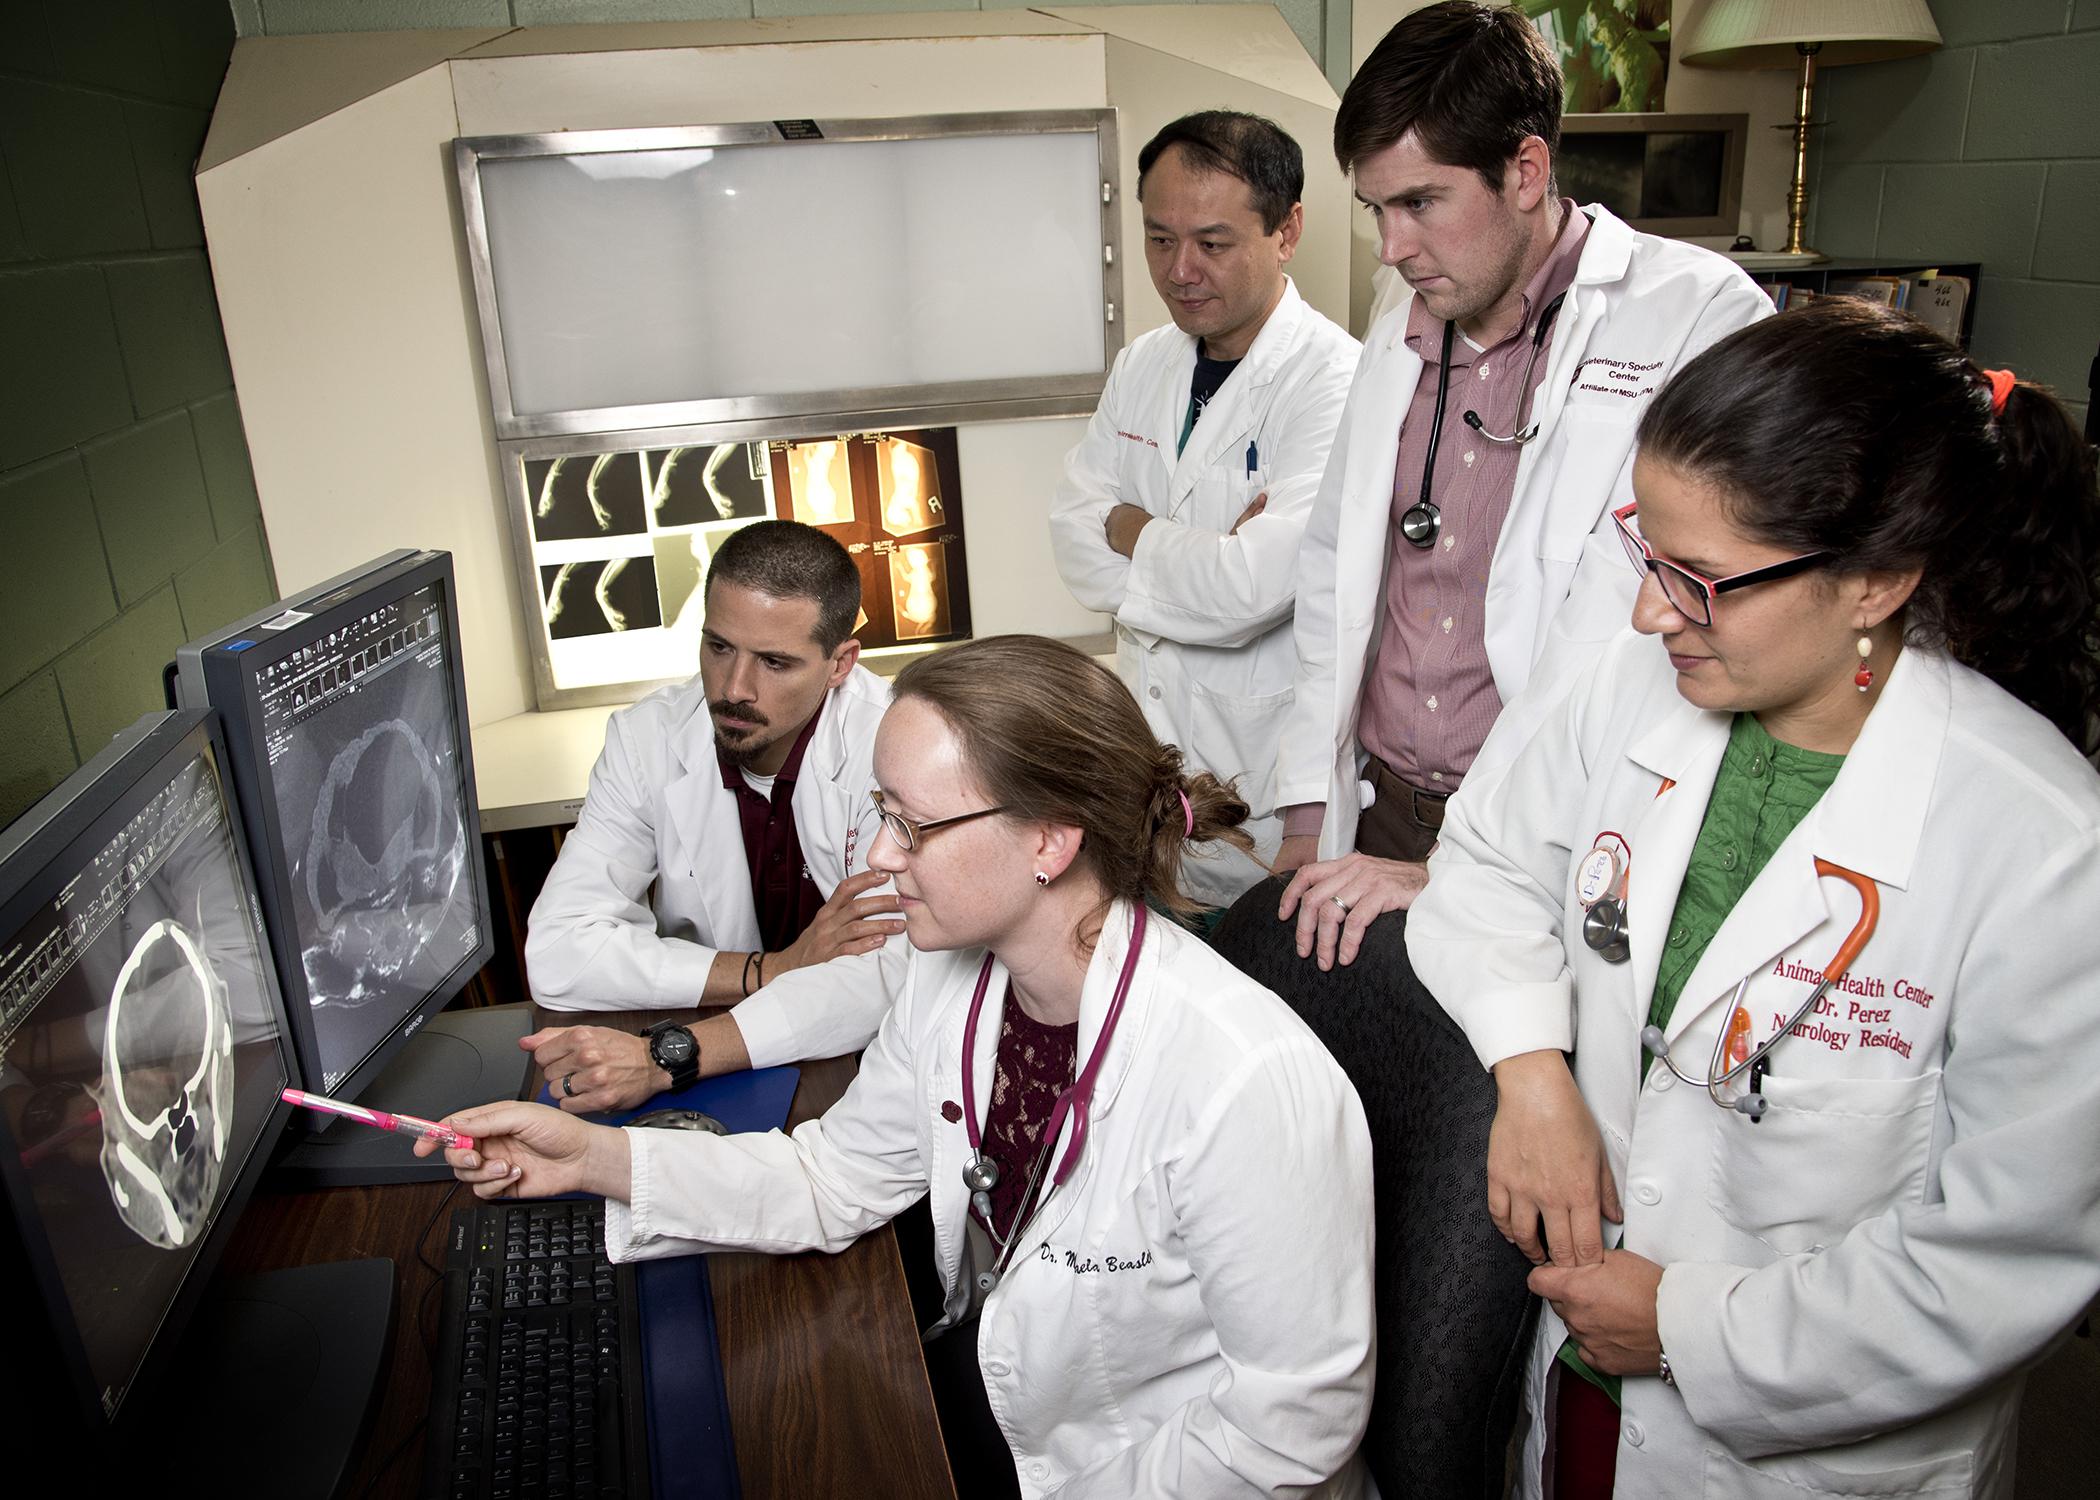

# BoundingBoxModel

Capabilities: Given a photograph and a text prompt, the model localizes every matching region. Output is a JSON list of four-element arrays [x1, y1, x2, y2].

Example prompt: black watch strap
[[642, 1020, 701, 1090]]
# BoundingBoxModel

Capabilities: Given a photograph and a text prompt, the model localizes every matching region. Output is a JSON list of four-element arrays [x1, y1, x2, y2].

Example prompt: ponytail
[[1141, 750, 1253, 925], [1954, 378, 2100, 752]]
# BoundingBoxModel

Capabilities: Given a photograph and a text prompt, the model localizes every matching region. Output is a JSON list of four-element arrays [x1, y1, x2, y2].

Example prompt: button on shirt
[[717, 709, 827, 954], [1357, 202, 1589, 791]]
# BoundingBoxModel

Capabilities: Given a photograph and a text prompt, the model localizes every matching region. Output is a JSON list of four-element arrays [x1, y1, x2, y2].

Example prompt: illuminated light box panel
[[457, 112, 1121, 443], [504, 426, 971, 704]]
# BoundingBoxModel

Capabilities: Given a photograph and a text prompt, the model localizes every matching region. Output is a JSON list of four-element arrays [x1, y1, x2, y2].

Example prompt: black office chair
[[1210, 877, 1538, 1500]]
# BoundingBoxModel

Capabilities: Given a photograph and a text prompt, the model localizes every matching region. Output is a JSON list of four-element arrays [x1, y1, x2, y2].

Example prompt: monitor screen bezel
[[0, 707, 301, 1445], [176, 549, 496, 1103]]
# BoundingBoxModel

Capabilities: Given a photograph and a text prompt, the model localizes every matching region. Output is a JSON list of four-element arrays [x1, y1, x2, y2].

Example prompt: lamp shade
[[1680, 0, 1942, 68]]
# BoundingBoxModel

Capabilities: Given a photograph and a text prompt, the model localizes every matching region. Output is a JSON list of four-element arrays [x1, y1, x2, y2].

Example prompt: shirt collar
[[1404, 197, 1589, 366], [716, 692, 826, 804]]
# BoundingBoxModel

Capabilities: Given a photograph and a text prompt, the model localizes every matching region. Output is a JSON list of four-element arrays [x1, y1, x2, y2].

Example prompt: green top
[[1560, 713, 1844, 1402]]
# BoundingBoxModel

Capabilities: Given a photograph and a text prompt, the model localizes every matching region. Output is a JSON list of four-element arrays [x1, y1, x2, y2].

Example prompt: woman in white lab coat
[[427, 635, 1376, 1499], [1405, 299, 2100, 1499]]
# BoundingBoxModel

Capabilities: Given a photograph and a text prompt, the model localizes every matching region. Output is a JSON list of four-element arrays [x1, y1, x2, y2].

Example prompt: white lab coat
[[1050, 280, 1359, 902], [524, 666, 902, 1070], [1407, 630, 2100, 1499], [1277, 207, 1772, 853], [607, 903, 1376, 1499]]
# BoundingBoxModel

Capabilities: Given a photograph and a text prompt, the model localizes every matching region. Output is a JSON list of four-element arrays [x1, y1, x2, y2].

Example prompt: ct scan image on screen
[[0, 747, 286, 1417], [255, 583, 480, 1088]]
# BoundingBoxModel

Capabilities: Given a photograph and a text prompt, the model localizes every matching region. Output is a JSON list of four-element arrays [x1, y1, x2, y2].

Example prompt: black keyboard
[[422, 1200, 652, 1500]]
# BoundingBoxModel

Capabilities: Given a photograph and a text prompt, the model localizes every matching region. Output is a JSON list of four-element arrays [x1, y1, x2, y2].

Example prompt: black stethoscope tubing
[[1399, 293, 1568, 551]]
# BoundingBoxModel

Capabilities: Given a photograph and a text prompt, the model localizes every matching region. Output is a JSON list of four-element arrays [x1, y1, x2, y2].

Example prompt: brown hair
[[1333, 1, 1562, 189], [890, 635, 1252, 924], [1637, 297, 2100, 754], [706, 519, 862, 652]]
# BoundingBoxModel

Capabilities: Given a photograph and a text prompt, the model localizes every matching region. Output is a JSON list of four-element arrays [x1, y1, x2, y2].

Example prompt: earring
[[1854, 634, 1873, 693], [1033, 870, 1050, 887]]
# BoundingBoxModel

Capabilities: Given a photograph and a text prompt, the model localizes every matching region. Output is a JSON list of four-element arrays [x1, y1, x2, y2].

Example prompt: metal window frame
[[455, 110, 1125, 444]]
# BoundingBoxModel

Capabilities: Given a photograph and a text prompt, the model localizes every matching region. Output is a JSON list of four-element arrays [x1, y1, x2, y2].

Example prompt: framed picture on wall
[[500, 426, 970, 708], [1556, 112, 1746, 238]]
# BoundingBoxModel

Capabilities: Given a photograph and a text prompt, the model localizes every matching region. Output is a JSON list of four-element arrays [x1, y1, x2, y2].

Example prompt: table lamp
[[1680, 0, 1941, 261]]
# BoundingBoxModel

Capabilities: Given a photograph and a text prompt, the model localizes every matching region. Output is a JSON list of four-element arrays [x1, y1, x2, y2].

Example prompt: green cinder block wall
[[0, 0, 275, 830], [1810, 0, 2098, 429]]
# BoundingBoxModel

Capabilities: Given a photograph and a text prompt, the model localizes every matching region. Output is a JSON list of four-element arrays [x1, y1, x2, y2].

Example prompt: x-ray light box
[[457, 112, 1122, 442]]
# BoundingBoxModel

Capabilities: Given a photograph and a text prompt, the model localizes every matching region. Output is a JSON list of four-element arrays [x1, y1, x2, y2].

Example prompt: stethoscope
[[1585, 835, 1881, 1120], [960, 905, 1146, 1293], [1398, 292, 1568, 550]]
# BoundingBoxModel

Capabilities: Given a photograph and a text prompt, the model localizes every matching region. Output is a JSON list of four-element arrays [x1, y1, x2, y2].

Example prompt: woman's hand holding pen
[[413, 1101, 633, 1202], [1487, 1049, 1623, 1267]]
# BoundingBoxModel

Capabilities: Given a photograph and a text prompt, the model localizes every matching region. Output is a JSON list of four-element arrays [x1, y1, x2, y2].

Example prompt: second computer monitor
[[174, 550, 494, 1101]]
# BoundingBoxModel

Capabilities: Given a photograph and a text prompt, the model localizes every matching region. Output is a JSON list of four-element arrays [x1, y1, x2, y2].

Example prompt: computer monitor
[[0, 709, 295, 1449], [173, 549, 525, 1185]]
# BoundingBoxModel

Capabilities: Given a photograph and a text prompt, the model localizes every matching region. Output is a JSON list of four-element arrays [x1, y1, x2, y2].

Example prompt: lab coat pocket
[[1706, 1069, 1939, 1256], [1182, 678, 1294, 819], [1537, 406, 1638, 564], [1704, 1442, 1972, 1498]]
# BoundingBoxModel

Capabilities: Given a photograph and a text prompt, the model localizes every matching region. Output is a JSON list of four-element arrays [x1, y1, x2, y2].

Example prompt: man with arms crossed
[[524, 520, 904, 1111], [1050, 111, 1359, 907], [1274, 2, 1770, 962]]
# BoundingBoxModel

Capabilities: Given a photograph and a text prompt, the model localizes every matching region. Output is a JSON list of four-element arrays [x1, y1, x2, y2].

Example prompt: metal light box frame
[[1557, 112, 1748, 239], [455, 110, 1127, 444]]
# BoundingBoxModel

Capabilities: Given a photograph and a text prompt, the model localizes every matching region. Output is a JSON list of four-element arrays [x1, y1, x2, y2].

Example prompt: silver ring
[[1331, 895, 1351, 913], [561, 1073, 577, 1098]]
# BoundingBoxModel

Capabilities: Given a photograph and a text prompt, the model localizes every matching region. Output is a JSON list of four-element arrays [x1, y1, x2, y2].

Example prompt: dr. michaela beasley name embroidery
[[1039, 1245, 1153, 1275]]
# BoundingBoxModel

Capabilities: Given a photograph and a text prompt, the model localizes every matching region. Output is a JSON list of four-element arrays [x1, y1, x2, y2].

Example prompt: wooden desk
[[222, 1027, 955, 1499]]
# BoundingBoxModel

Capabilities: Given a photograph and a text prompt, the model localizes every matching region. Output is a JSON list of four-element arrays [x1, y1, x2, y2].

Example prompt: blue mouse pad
[[533, 1064, 801, 1134]]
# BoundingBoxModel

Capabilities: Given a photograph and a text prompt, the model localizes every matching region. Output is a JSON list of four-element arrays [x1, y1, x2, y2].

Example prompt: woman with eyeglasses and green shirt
[[423, 635, 1377, 1498], [1406, 297, 2100, 1498]]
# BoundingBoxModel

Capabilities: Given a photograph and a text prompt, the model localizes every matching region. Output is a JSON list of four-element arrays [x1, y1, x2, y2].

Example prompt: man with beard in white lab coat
[[1271, 3, 1771, 965], [1049, 110, 1359, 912], [521, 520, 905, 1113]]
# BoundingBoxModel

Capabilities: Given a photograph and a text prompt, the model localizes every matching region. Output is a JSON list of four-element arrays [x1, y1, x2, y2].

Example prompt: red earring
[[1854, 634, 1873, 693]]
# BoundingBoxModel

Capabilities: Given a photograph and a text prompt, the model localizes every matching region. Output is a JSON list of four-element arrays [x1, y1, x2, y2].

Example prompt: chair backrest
[[1210, 877, 1538, 1500]]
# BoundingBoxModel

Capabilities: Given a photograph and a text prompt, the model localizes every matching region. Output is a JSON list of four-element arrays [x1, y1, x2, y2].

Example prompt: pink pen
[[281, 1087, 475, 1152]]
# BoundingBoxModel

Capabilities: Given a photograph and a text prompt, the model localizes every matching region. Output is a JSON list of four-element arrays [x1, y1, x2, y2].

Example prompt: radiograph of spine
[[889, 543, 950, 640], [787, 440, 855, 525], [87, 919, 235, 1250], [876, 437, 942, 536], [301, 718, 467, 1011]]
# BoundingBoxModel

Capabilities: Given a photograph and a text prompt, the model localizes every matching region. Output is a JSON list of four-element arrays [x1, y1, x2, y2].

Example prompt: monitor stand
[[274, 1004, 535, 1189], [142, 1257, 395, 1500]]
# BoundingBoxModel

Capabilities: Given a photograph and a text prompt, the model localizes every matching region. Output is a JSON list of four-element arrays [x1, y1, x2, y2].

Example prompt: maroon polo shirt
[[717, 705, 828, 953]]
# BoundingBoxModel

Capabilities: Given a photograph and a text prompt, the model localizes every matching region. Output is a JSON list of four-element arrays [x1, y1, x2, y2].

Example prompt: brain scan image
[[302, 717, 467, 1011], [264, 593, 480, 1086], [88, 918, 235, 1250], [0, 746, 289, 1414]]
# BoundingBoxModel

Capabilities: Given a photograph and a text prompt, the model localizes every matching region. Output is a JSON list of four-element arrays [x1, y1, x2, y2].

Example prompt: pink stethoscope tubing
[[963, 903, 1145, 1189]]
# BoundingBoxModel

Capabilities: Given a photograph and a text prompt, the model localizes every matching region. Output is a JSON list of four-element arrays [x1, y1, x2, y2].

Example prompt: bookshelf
[[1739, 260, 1982, 349]]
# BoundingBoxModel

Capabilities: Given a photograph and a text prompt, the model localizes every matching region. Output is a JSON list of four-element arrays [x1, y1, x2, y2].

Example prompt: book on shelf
[[1903, 273, 1971, 343], [1825, 275, 1909, 309]]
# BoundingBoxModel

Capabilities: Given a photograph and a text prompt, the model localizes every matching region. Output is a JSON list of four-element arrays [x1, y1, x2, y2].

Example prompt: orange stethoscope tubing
[[1641, 856, 1881, 1117]]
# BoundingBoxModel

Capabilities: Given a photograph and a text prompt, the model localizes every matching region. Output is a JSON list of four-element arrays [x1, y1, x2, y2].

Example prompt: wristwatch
[[640, 1020, 701, 1091]]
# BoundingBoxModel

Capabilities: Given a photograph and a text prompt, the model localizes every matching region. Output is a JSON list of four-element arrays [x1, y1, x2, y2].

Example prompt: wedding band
[[1331, 895, 1351, 913], [561, 1073, 577, 1098]]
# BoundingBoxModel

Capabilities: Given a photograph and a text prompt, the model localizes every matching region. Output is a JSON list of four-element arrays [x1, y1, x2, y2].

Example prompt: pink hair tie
[[1983, 368, 2016, 415], [1177, 789, 1194, 839]]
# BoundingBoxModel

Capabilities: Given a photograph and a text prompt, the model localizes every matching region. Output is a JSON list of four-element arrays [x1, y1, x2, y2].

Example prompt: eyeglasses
[[870, 789, 1007, 852], [1611, 502, 1833, 627]]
